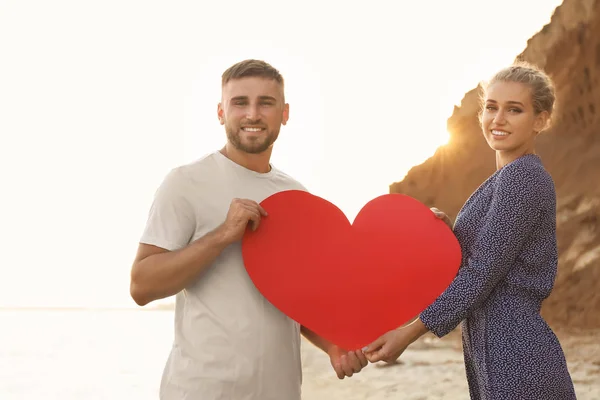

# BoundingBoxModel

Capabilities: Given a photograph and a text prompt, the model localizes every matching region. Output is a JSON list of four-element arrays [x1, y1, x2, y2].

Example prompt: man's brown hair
[[221, 59, 284, 90]]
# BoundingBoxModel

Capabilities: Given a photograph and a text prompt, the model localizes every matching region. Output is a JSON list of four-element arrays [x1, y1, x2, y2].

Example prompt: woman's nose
[[493, 110, 506, 124]]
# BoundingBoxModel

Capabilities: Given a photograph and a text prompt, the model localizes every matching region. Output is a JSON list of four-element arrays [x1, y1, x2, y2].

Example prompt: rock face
[[390, 0, 600, 330]]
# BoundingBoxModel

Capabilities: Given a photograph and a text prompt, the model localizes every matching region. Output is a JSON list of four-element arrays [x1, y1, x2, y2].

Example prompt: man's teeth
[[243, 127, 262, 132], [492, 130, 509, 136]]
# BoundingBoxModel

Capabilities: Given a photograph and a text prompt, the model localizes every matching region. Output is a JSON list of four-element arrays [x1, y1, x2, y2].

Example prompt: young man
[[129, 59, 367, 400]]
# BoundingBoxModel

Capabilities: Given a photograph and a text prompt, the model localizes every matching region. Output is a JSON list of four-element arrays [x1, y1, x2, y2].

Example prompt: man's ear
[[282, 103, 290, 126], [217, 103, 225, 125]]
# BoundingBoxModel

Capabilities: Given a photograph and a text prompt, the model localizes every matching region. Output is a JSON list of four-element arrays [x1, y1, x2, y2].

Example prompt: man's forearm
[[130, 228, 230, 306], [301, 326, 336, 353]]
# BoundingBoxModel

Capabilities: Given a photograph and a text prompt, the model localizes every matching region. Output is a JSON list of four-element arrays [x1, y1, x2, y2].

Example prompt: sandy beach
[[300, 329, 600, 399]]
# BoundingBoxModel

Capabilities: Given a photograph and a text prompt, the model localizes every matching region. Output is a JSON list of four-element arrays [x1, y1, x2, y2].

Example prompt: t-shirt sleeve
[[419, 164, 548, 337], [139, 168, 196, 251]]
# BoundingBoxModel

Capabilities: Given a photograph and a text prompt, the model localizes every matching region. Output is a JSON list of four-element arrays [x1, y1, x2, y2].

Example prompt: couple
[[129, 59, 577, 399]]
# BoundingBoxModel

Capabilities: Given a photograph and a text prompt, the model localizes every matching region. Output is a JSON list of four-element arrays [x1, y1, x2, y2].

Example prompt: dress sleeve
[[419, 164, 549, 337], [139, 168, 196, 251]]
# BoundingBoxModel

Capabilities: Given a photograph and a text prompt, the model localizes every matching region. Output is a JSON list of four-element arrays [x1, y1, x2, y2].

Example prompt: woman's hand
[[363, 318, 430, 363], [431, 207, 453, 230]]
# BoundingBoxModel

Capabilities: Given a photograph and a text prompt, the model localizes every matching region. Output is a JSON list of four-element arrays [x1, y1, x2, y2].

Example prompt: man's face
[[218, 77, 289, 154]]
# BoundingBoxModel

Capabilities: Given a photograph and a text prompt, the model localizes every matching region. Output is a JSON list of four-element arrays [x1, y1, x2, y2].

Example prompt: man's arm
[[130, 227, 230, 306], [130, 198, 267, 306], [300, 326, 335, 353]]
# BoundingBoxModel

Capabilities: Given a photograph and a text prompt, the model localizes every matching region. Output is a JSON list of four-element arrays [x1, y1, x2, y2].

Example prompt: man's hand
[[218, 198, 268, 244], [431, 207, 453, 230], [328, 346, 368, 379]]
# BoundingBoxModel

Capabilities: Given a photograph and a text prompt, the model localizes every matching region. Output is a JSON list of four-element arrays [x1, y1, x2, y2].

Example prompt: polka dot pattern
[[420, 154, 577, 399]]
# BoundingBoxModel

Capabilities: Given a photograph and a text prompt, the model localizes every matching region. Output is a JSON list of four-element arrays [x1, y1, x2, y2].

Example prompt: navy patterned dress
[[420, 154, 577, 400]]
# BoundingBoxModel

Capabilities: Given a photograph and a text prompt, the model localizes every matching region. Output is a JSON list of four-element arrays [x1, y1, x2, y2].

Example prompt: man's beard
[[225, 124, 279, 154]]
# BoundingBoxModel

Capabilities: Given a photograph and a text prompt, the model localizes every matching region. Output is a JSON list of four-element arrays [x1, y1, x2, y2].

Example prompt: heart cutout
[[242, 190, 461, 350]]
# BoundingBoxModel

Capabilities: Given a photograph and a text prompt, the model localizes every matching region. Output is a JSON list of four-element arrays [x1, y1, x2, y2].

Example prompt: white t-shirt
[[140, 150, 307, 400]]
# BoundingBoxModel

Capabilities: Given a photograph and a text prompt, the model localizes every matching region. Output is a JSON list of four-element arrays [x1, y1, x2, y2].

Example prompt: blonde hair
[[481, 62, 556, 123]]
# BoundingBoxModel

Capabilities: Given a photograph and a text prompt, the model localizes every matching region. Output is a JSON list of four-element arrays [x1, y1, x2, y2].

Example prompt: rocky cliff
[[390, 0, 600, 330]]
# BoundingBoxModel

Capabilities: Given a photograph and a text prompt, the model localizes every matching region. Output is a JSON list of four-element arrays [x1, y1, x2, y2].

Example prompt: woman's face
[[481, 81, 548, 154]]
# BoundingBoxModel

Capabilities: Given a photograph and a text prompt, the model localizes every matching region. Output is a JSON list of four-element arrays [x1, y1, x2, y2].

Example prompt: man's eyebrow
[[229, 95, 278, 102]]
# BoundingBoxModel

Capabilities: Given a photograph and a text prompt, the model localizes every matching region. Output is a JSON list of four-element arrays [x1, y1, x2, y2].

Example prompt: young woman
[[364, 63, 577, 399]]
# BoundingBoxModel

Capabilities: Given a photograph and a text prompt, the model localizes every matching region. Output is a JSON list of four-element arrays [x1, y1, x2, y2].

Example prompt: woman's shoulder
[[499, 154, 551, 180], [497, 154, 555, 195]]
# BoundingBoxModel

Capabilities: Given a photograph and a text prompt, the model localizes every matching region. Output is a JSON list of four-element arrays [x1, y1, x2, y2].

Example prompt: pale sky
[[0, 0, 563, 308]]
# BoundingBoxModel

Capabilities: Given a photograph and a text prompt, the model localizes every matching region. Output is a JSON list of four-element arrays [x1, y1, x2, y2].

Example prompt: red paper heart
[[241, 190, 461, 350]]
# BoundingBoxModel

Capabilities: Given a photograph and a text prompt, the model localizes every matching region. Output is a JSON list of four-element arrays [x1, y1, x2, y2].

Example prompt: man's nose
[[246, 104, 260, 120]]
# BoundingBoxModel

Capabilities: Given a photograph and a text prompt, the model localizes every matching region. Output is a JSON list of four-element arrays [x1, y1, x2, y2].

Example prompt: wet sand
[[300, 329, 600, 399]]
